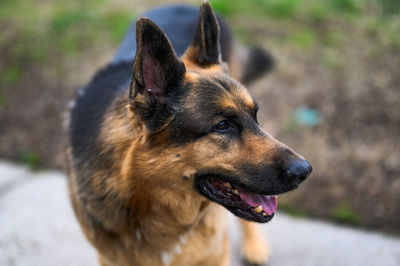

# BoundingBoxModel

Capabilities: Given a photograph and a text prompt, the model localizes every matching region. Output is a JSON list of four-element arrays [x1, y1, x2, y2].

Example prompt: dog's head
[[128, 1, 311, 223]]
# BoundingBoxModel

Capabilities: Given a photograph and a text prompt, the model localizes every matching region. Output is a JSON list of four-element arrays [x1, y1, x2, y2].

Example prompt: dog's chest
[[132, 204, 228, 266], [166, 205, 228, 266]]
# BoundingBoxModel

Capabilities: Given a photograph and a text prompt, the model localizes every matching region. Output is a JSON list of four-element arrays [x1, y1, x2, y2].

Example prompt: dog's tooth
[[232, 189, 239, 195], [223, 182, 232, 188], [254, 205, 262, 213], [262, 212, 267, 216]]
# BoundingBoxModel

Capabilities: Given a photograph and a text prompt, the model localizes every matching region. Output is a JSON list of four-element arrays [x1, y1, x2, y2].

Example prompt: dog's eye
[[213, 120, 231, 133]]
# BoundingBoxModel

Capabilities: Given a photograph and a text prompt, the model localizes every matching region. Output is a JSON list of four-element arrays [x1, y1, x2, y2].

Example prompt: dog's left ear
[[130, 18, 186, 133], [183, 0, 221, 66], [130, 18, 186, 100]]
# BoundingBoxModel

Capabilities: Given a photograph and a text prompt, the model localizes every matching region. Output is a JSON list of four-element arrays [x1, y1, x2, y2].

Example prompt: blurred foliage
[[0, 0, 136, 85], [0, 0, 398, 86], [2, 65, 21, 86], [0, 92, 5, 108], [380, 0, 400, 14], [331, 204, 361, 226], [210, 0, 400, 50], [278, 201, 307, 218], [288, 30, 317, 49], [322, 48, 344, 70], [18, 151, 42, 170], [211, 0, 399, 18]]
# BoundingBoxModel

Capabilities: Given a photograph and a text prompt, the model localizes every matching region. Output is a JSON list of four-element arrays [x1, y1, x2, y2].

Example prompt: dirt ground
[[0, 0, 399, 233]]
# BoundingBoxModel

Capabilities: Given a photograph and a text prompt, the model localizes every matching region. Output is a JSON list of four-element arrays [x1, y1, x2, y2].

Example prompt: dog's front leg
[[239, 220, 270, 266]]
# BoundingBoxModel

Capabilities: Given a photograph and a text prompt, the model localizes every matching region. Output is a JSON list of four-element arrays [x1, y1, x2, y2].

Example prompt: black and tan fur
[[67, 1, 311, 265]]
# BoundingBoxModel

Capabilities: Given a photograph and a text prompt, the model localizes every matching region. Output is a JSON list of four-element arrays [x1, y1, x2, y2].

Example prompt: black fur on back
[[69, 62, 132, 168]]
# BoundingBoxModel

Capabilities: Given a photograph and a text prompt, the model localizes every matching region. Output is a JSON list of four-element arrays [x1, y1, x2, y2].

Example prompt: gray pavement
[[1, 161, 399, 266]]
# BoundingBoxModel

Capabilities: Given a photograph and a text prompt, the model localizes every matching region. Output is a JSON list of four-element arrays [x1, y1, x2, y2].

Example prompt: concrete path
[[1, 161, 399, 266]]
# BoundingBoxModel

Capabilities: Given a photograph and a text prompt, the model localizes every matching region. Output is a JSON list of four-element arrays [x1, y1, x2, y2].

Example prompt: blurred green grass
[[212, 0, 351, 19], [211, 0, 400, 50], [0, 0, 135, 86], [0, 0, 398, 85], [18, 151, 42, 170], [278, 201, 307, 218], [332, 204, 361, 226], [211, 0, 399, 18]]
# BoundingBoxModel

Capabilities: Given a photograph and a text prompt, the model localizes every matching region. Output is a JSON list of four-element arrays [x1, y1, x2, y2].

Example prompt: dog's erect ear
[[130, 18, 186, 133], [130, 18, 186, 103], [184, 0, 221, 66]]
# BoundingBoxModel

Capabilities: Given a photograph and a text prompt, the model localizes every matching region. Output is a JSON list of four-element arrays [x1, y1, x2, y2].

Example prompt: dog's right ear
[[129, 18, 186, 133], [183, 0, 221, 66]]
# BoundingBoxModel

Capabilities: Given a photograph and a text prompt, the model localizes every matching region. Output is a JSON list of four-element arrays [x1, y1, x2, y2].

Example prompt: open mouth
[[195, 177, 277, 223]]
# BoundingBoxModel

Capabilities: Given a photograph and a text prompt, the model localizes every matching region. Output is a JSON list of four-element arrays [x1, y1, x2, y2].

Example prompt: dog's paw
[[241, 236, 270, 266]]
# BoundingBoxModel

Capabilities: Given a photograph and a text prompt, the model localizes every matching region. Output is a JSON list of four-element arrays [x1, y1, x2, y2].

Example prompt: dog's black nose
[[284, 159, 312, 187]]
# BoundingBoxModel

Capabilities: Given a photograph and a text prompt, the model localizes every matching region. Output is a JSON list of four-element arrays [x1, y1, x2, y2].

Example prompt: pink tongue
[[239, 190, 277, 215]]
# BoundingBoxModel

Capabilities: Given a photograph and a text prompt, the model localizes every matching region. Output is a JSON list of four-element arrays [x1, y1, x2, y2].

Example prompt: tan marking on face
[[219, 163, 235, 172], [187, 137, 240, 173], [227, 129, 283, 167], [219, 97, 239, 112], [187, 127, 280, 176], [235, 88, 255, 110]]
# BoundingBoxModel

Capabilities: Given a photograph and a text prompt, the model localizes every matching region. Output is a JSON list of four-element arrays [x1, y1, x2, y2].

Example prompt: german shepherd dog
[[67, 1, 312, 265]]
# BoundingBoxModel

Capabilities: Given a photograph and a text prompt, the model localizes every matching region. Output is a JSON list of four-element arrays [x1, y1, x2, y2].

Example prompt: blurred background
[[0, 0, 399, 237]]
